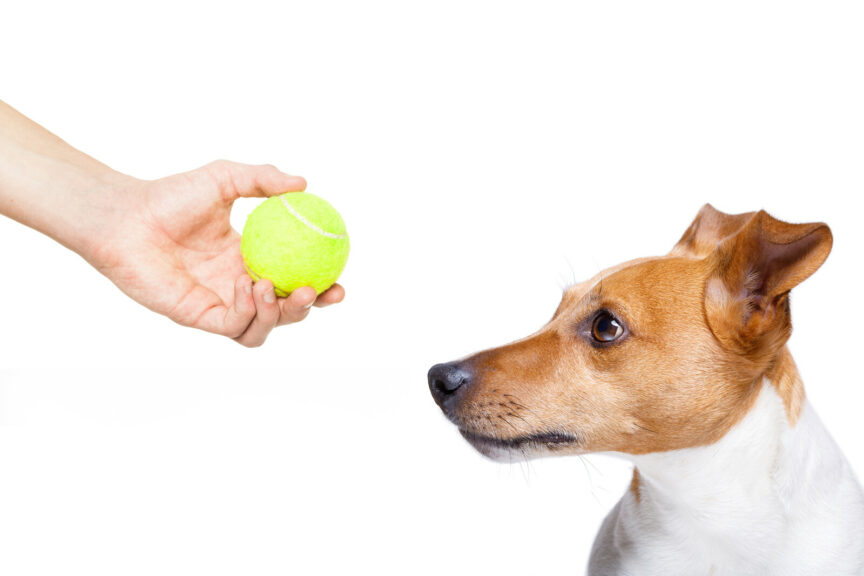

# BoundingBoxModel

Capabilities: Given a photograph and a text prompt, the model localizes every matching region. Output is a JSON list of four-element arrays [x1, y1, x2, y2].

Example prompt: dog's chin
[[459, 429, 579, 461]]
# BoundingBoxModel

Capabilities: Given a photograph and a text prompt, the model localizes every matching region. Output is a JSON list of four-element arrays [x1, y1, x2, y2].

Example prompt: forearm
[[0, 100, 135, 258]]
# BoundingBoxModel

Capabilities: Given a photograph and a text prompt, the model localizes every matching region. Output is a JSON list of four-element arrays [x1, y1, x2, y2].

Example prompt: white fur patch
[[588, 381, 864, 575]]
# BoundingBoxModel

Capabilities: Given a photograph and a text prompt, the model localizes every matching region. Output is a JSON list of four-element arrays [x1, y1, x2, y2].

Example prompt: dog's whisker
[[502, 395, 546, 421], [518, 445, 534, 484], [577, 454, 603, 505], [581, 453, 604, 478], [497, 414, 519, 434], [508, 412, 531, 427], [633, 423, 658, 434]]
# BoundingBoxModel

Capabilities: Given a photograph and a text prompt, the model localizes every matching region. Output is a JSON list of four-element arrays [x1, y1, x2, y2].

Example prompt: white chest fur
[[588, 381, 864, 576]]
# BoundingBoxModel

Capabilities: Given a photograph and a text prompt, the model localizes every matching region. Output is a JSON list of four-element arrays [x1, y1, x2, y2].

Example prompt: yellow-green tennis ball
[[241, 192, 349, 297]]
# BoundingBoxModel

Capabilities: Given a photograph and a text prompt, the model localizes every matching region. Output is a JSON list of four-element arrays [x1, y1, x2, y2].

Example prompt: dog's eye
[[592, 312, 624, 342]]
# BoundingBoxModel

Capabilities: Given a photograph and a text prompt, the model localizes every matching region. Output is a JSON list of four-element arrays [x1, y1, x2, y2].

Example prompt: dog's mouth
[[459, 429, 579, 457]]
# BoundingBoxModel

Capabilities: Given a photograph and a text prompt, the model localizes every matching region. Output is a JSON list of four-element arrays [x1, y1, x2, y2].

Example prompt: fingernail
[[264, 289, 276, 304], [244, 281, 252, 295], [302, 300, 315, 309]]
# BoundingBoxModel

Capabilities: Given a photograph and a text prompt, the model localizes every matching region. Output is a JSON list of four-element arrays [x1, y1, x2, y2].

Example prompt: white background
[[1, 1, 862, 574]]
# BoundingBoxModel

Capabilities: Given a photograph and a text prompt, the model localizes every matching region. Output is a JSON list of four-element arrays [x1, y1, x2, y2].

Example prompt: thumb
[[210, 160, 307, 201]]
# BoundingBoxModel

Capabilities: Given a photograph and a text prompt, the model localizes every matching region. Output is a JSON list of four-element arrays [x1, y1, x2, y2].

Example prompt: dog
[[428, 204, 864, 575]]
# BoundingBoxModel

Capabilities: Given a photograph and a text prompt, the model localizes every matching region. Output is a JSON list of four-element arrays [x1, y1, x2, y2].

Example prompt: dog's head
[[428, 204, 832, 460]]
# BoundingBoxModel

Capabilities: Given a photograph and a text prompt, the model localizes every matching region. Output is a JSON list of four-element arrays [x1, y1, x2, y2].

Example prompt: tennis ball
[[241, 192, 349, 296]]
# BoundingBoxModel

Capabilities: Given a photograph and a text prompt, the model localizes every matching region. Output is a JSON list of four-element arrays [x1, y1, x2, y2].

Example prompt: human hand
[[81, 161, 345, 346]]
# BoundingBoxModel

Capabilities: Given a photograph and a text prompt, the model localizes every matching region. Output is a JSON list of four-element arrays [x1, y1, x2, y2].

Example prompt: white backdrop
[[1, 2, 862, 574]]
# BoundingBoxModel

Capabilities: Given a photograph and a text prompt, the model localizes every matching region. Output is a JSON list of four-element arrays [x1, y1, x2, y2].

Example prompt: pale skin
[[0, 100, 344, 347]]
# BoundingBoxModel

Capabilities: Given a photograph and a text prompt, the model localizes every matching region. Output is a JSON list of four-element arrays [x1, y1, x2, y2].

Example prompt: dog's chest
[[589, 385, 864, 576]]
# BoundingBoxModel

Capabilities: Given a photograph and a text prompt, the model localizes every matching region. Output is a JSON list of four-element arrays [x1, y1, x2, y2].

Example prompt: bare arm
[[0, 100, 344, 346], [0, 100, 129, 252]]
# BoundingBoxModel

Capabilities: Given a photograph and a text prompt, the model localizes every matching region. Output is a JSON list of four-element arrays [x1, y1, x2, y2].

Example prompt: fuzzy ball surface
[[241, 192, 350, 296]]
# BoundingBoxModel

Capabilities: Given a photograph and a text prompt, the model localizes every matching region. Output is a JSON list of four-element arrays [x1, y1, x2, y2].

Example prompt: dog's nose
[[428, 362, 471, 404]]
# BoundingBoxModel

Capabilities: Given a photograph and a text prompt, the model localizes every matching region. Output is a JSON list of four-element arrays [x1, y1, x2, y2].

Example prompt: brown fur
[[766, 346, 806, 425], [443, 205, 831, 457], [629, 468, 641, 503]]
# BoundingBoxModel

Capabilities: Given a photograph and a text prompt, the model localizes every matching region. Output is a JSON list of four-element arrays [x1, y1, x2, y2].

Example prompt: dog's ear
[[704, 210, 832, 358], [673, 204, 756, 258]]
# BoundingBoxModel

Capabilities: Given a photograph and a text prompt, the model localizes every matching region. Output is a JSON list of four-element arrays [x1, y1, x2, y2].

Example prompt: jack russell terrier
[[428, 204, 864, 575]]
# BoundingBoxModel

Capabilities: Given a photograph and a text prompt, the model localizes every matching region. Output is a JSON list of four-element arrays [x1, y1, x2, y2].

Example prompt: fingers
[[276, 286, 316, 326], [234, 279, 281, 347], [209, 160, 306, 201], [233, 281, 346, 347], [188, 276, 256, 338], [220, 274, 256, 334], [313, 283, 345, 308], [276, 284, 345, 321]]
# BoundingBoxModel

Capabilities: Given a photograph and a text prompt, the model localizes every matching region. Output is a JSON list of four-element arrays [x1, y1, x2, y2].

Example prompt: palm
[[129, 170, 245, 323]]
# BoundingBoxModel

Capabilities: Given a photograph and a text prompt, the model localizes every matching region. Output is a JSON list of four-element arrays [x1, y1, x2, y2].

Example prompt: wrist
[[63, 168, 142, 268]]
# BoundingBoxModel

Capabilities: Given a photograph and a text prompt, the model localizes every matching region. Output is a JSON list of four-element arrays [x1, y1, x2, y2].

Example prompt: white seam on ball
[[279, 195, 347, 240]]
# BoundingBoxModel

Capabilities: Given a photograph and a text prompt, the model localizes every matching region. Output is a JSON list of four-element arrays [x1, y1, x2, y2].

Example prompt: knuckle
[[208, 159, 232, 171], [229, 325, 248, 340]]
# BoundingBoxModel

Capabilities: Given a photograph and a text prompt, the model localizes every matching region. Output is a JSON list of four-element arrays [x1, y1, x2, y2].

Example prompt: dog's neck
[[611, 377, 864, 574], [631, 379, 790, 526]]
